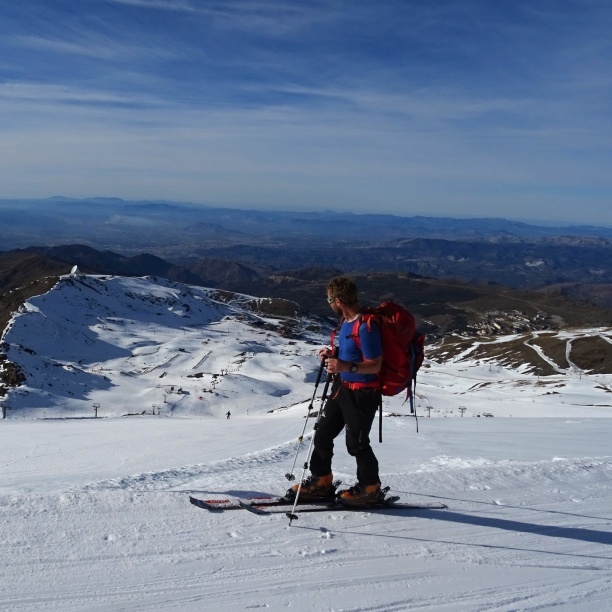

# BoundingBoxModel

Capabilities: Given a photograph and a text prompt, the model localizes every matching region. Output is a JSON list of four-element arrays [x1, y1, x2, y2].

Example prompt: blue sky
[[1, 0, 611, 225]]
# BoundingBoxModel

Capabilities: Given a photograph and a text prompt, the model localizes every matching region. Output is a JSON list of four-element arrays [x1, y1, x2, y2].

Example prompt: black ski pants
[[309, 382, 381, 486]]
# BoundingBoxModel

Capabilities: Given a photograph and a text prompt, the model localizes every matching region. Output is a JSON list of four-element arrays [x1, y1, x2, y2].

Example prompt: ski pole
[[412, 379, 419, 433], [285, 358, 326, 482], [409, 341, 420, 433], [287, 372, 334, 525]]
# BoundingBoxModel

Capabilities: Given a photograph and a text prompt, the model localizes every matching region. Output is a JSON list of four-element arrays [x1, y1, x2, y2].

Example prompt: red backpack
[[350, 302, 425, 406]]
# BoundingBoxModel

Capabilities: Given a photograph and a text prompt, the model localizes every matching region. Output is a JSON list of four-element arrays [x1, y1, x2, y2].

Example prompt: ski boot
[[286, 473, 335, 501], [337, 482, 382, 507]]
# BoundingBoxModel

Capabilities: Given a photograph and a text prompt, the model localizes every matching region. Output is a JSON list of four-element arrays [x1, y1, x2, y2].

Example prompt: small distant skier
[[226, 411, 231, 420]]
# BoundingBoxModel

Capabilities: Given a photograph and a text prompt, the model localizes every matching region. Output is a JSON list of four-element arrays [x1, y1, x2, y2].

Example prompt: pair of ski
[[189, 488, 447, 516]]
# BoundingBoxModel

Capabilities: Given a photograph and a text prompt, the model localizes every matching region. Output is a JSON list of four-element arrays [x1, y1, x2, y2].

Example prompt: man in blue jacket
[[292, 276, 383, 506]]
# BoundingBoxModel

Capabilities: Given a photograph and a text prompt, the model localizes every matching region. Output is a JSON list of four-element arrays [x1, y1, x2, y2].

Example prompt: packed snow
[[1, 275, 611, 611]]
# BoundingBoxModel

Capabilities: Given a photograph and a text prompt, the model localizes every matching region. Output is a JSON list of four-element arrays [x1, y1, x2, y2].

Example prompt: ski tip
[[189, 496, 208, 509], [189, 496, 233, 511]]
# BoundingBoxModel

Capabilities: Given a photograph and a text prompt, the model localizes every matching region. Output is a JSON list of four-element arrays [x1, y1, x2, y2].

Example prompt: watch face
[[350, 363, 357, 373]]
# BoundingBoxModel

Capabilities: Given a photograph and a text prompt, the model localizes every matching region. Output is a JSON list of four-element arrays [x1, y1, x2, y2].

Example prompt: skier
[[226, 411, 231, 419], [292, 277, 383, 506]]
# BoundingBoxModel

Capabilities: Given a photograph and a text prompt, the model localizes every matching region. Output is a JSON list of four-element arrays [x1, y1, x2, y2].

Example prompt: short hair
[[327, 277, 358, 306]]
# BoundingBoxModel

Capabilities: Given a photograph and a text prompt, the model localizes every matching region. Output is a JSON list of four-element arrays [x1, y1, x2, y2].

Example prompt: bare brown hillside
[[428, 331, 612, 375]]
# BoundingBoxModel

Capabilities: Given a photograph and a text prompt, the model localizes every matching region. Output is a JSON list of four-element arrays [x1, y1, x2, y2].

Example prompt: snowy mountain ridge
[[1, 274, 611, 419], [0, 274, 323, 419]]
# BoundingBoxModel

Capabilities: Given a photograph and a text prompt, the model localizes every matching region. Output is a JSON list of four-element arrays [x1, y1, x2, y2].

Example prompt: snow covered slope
[[1, 275, 611, 610], [1, 274, 324, 419], [1, 274, 611, 419]]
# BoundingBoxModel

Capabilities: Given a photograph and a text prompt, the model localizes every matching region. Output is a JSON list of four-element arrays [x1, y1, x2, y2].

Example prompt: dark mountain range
[[13, 245, 202, 284], [2, 198, 611, 292], [2, 246, 611, 347], [184, 237, 612, 289]]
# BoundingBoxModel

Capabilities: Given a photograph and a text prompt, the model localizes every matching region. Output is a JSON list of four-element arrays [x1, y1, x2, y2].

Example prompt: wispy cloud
[[104, 0, 197, 12], [13, 34, 179, 62], [0, 82, 167, 111]]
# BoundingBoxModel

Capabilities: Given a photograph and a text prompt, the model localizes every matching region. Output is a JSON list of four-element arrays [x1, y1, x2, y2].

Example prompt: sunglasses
[[326, 296, 335, 304]]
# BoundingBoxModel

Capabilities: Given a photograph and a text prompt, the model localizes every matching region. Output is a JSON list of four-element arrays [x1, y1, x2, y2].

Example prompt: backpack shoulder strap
[[350, 312, 379, 350], [350, 316, 362, 349], [329, 317, 345, 354]]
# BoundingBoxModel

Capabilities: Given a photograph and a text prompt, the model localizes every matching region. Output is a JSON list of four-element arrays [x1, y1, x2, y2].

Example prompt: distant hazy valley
[[2, 197, 612, 293]]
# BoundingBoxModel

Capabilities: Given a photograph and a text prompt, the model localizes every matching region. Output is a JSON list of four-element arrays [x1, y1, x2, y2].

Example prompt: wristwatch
[[349, 363, 358, 373]]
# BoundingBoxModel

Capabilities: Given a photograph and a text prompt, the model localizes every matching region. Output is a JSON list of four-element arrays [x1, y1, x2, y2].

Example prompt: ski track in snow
[[1, 275, 612, 610], [2, 420, 612, 611], [76, 438, 301, 494]]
